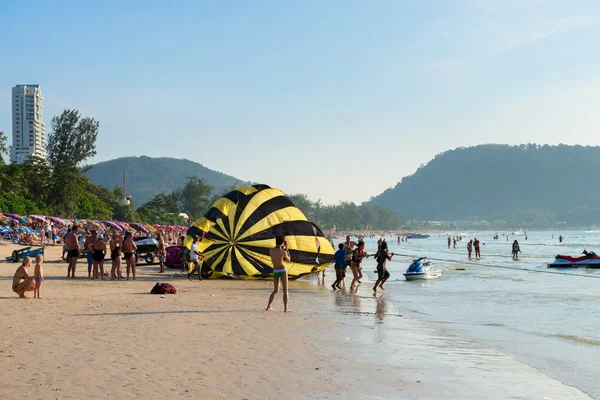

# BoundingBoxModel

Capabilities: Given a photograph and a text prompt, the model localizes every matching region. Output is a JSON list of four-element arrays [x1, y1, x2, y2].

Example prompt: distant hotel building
[[10, 84, 46, 164]]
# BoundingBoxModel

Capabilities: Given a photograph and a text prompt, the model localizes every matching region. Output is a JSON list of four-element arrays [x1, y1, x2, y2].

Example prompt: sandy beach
[[0, 242, 592, 399]]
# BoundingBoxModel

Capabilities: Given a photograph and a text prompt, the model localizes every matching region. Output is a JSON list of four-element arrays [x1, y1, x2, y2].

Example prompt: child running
[[34, 254, 44, 298]]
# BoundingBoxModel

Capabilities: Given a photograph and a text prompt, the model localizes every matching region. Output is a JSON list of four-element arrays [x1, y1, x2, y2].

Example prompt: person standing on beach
[[65, 226, 80, 278], [188, 236, 203, 281], [62, 228, 71, 260], [123, 232, 138, 280], [156, 232, 167, 273], [266, 236, 291, 312], [39, 226, 45, 247], [467, 240, 473, 260], [110, 232, 123, 280], [473, 238, 481, 259], [332, 243, 348, 290], [90, 231, 107, 280], [373, 241, 393, 292], [512, 240, 521, 260], [34, 254, 44, 298], [50, 225, 57, 246], [12, 256, 36, 298], [447, 236, 451, 248]]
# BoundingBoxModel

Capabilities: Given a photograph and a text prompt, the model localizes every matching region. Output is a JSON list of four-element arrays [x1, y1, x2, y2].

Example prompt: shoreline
[[0, 243, 592, 399]]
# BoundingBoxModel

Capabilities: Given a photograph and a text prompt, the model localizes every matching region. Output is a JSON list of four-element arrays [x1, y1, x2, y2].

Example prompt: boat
[[404, 233, 430, 239], [547, 250, 600, 268], [403, 257, 442, 280]]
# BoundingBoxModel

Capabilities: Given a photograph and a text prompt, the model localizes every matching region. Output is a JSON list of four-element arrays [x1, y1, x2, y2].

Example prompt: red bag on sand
[[150, 282, 177, 294]]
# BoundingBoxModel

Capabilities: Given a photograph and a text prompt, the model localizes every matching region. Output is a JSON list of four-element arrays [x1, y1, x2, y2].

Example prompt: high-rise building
[[10, 84, 46, 164]]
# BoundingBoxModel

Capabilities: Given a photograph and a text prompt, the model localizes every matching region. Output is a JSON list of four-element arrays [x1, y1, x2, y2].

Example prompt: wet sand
[[0, 242, 592, 399]]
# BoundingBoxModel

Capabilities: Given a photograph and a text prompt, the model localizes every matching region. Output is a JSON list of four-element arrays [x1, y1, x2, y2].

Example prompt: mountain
[[369, 144, 600, 225], [86, 156, 247, 206]]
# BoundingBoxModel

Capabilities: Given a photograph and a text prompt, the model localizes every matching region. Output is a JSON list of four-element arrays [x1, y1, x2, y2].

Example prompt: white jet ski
[[403, 257, 442, 281]]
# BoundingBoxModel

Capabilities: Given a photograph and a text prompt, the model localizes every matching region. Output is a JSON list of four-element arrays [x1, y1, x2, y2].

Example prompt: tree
[[21, 156, 52, 203], [180, 176, 213, 220], [47, 109, 99, 169], [0, 130, 7, 164]]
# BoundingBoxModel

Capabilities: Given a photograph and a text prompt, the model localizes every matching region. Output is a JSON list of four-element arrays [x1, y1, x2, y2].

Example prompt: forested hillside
[[86, 156, 246, 206], [369, 144, 600, 225]]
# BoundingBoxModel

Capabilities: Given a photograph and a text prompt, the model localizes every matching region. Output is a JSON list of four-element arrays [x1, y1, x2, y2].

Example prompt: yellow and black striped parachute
[[184, 184, 335, 279]]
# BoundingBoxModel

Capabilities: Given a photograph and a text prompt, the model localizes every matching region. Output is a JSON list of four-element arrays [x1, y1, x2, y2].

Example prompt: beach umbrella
[[47, 216, 66, 226], [184, 184, 334, 279], [129, 222, 148, 234], [103, 221, 123, 231]]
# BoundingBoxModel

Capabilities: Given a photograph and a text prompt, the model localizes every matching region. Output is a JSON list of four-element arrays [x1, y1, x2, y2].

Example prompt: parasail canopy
[[184, 184, 334, 279]]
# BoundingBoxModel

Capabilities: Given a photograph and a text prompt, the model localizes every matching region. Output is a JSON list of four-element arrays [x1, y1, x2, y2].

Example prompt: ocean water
[[356, 231, 600, 398]]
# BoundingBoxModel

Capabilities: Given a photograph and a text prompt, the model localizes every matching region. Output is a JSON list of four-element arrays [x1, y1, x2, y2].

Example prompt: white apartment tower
[[10, 84, 46, 164]]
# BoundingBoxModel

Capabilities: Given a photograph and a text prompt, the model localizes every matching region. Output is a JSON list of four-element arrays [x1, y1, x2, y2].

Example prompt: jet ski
[[547, 250, 600, 268], [403, 257, 442, 281], [133, 236, 159, 253]]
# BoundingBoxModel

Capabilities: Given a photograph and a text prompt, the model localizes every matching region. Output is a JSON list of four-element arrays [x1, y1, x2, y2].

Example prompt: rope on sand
[[387, 253, 600, 280]]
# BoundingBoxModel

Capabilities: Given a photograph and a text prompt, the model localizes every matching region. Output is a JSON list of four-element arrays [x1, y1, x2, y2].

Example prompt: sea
[[355, 230, 600, 398]]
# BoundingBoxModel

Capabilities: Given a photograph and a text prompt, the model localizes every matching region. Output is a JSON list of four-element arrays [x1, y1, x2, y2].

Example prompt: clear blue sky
[[1, 0, 600, 204]]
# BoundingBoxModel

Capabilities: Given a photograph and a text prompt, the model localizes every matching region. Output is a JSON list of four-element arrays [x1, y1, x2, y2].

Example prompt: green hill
[[369, 144, 600, 225], [86, 156, 246, 206]]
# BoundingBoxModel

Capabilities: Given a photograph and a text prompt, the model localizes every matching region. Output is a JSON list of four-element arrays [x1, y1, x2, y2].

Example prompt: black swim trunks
[[124, 252, 134, 260], [67, 249, 78, 258], [93, 250, 104, 262]]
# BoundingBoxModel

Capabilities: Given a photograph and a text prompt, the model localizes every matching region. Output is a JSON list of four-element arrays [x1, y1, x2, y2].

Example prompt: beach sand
[[0, 242, 592, 399]]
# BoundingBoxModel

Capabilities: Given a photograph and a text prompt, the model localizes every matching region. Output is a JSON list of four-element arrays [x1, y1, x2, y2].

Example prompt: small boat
[[403, 257, 442, 281], [404, 233, 430, 239], [547, 250, 600, 268]]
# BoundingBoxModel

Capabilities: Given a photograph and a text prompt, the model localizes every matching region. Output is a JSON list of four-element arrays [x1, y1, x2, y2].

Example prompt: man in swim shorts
[[65, 226, 80, 278], [266, 236, 291, 312], [84, 231, 97, 278], [156, 232, 167, 273]]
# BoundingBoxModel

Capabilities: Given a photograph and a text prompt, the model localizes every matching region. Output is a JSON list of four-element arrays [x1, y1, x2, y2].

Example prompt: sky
[[1, 0, 600, 204]]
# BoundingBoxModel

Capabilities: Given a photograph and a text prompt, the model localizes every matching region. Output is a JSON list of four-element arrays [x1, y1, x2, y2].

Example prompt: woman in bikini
[[90, 231, 107, 280], [123, 232, 138, 280], [110, 232, 123, 280], [12, 257, 36, 298]]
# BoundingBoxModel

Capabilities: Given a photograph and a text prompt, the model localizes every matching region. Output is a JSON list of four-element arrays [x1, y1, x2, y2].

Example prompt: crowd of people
[[9, 221, 179, 297]]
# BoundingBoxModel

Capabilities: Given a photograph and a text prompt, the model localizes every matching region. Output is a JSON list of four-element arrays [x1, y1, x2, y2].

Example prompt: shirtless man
[[266, 236, 291, 312], [12, 256, 36, 298], [156, 232, 167, 273], [342, 236, 357, 282], [65, 226, 80, 278], [84, 231, 97, 278], [123, 232, 138, 280], [89, 231, 107, 280]]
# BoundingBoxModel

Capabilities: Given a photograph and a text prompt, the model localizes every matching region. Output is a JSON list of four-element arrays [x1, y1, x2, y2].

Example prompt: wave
[[547, 334, 600, 346]]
